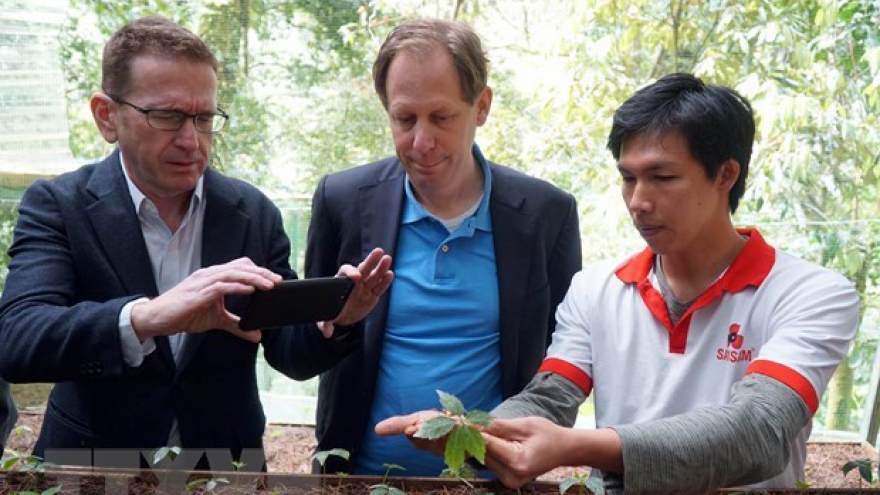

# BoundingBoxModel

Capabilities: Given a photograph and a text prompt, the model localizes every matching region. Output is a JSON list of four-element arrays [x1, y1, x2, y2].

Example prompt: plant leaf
[[370, 485, 390, 495], [843, 457, 873, 484], [460, 425, 486, 464], [312, 448, 350, 467], [42, 487, 62, 495], [383, 463, 406, 473], [586, 477, 606, 495], [437, 390, 465, 415], [2, 457, 19, 470], [414, 416, 455, 440], [465, 410, 494, 428], [560, 477, 579, 495], [388, 487, 408, 495], [444, 427, 468, 472]]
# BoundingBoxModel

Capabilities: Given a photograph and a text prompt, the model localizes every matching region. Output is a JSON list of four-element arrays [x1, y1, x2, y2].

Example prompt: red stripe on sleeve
[[538, 357, 593, 396], [746, 360, 819, 414]]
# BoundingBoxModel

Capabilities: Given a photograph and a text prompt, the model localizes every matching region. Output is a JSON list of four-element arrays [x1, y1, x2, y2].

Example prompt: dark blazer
[[0, 150, 304, 469], [295, 156, 582, 472], [0, 378, 15, 451]]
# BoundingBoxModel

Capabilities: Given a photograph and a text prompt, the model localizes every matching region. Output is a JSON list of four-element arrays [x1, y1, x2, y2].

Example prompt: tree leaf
[[444, 427, 468, 472], [437, 390, 465, 415], [465, 410, 494, 428], [414, 416, 455, 440]]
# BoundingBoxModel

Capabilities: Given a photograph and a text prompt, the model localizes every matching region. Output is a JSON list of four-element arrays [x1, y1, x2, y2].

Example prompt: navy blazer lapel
[[176, 169, 249, 373], [359, 162, 405, 362], [85, 151, 176, 368], [85, 151, 158, 297], [490, 164, 539, 396]]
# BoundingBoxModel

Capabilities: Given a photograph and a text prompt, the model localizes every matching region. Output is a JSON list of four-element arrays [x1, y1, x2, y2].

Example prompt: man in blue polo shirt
[[297, 18, 582, 475]]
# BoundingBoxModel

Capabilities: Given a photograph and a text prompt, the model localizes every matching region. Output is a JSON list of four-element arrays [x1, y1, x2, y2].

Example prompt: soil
[[4, 412, 878, 489]]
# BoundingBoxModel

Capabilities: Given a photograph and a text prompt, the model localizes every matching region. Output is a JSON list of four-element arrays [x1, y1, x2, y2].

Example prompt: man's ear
[[475, 86, 493, 126], [717, 159, 740, 192], [90, 93, 118, 143]]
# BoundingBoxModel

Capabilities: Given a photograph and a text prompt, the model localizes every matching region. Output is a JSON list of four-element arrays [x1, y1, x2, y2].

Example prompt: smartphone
[[239, 277, 355, 330]]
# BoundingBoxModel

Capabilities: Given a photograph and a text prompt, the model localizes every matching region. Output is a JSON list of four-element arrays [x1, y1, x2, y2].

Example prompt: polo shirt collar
[[615, 228, 775, 293], [401, 143, 493, 232]]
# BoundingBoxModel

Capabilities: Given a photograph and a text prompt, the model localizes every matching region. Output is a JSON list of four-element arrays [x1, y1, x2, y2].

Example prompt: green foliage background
[[6, 0, 880, 435]]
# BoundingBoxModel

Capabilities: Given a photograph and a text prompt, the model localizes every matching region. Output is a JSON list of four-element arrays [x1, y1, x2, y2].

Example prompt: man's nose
[[627, 182, 653, 212], [412, 122, 435, 153], [174, 118, 200, 150]]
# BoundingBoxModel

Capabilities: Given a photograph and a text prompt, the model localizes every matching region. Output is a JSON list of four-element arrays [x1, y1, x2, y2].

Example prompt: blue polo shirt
[[354, 145, 502, 475]]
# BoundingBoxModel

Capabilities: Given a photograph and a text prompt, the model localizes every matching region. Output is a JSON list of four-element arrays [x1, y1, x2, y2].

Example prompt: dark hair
[[102, 15, 218, 96], [373, 18, 488, 108], [607, 73, 755, 213]]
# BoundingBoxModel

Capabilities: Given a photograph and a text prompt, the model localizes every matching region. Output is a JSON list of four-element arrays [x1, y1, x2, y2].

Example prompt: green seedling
[[1, 451, 55, 473], [152, 445, 182, 465], [794, 480, 811, 490], [843, 457, 877, 487], [312, 448, 351, 494], [369, 463, 407, 495], [15, 486, 62, 495], [414, 390, 493, 478], [186, 476, 230, 493], [311, 448, 351, 473], [560, 471, 604, 495]]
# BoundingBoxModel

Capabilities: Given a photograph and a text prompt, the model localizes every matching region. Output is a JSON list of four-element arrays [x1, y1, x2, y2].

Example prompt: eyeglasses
[[108, 95, 229, 134]]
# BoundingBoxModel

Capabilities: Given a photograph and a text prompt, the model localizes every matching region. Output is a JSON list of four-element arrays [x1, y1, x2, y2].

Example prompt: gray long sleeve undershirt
[[491, 372, 809, 495]]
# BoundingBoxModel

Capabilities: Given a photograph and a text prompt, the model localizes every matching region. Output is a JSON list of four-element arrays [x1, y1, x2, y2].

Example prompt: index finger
[[375, 413, 422, 436]]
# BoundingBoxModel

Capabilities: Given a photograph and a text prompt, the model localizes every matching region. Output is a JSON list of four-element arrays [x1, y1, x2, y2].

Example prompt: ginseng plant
[[413, 390, 493, 478]]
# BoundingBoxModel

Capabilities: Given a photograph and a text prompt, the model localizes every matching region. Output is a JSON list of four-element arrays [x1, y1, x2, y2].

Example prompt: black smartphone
[[239, 277, 355, 330]]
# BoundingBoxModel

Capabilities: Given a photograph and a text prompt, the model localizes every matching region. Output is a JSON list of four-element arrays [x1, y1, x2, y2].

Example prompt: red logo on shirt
[[717, 323, 753, 362], [727, 323, 744, 349]]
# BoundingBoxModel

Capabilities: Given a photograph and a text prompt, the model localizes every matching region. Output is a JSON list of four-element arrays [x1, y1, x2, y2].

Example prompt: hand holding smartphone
[[239, 277, 355, 330]]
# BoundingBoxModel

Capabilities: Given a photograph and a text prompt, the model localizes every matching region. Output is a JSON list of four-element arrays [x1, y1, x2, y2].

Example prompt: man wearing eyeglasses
[[0, 15, 391, 471]]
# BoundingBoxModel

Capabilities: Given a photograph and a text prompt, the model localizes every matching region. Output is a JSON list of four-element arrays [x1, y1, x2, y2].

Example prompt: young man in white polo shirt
[[376, 73, 860, 494]]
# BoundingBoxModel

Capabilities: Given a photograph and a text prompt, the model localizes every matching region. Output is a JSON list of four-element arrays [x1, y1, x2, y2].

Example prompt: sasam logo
[[716, 348, 754, 363]]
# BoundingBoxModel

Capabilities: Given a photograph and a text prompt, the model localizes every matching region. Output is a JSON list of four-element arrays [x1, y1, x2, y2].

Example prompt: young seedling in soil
[[186, 475, 230, 493], [559, 471, 604, 495], [843, 457, 878, 487], [369, 463, 407, 495], [312, 448, 351, 494], [414, 390, 493, 478]]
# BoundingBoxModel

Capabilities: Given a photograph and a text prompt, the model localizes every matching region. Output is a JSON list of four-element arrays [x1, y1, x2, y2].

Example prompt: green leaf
[[2, 457, 20, 470], [444, 427, 468, 472], [382, 463, 406, 473], [437, 390, 466, 415], [414, 416, 455, 440], [560, 477, 579, 495], [152, 446, 181, 465], [311, 448, 351, 466], [370, 484, 391, 495], [585, 478, 606, 495], [584, 478, 605, 495], [41, 487, 62, 495], [465, 410, 494, 428], [459, 426, 486, 464]]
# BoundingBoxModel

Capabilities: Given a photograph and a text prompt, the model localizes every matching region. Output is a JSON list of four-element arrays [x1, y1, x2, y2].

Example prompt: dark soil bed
[[4, 412, 878, 491]]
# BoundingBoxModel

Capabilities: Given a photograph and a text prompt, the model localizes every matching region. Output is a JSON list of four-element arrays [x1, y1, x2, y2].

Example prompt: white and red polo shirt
[[539, 229, 859, 486]]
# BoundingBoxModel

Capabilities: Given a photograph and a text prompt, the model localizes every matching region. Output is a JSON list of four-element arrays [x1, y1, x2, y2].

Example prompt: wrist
[[129, 299, 156, 341]]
